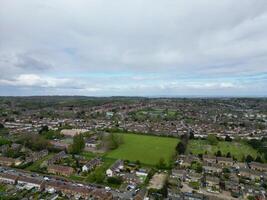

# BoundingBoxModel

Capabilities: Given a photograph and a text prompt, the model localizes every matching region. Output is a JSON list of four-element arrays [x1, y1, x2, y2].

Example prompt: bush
[[176, 142, 186, 154], [103, 133, 124, 150]]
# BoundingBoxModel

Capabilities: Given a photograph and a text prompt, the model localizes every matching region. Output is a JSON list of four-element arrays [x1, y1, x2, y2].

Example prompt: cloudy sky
[[0, 0, 267, 96]]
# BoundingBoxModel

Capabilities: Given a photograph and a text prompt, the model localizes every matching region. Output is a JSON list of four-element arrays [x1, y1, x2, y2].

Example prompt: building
[[203, 165, 222, 174], [0, 173, 18, 184], [134, 188, 147, 200], [91, 188, 113, 200], [249, 162, 267, 172], [203, 155, 216, 165], [182, 192, 208, 200], [50, 140, 70, 150], [82, 157, 102, 172], [85, 137, 99, 148], [17, 176, 44, 190], [106, 160, 124, 177], [217, 157, 233, 166], [60, 129, 88, 137], [204, 176, 220, 191], [136, 168, 148, 177], [238, 168, 262, 180], [48, 165, 75, 176], [0, 156, 21, 166], [171, 169, 186, 180], [47, 151, 66, 165]]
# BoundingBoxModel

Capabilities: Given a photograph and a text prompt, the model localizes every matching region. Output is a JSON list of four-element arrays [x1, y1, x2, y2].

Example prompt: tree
[[69, 134, 85, 154], [216, 150, 222, 157], [255, 156, 263, 163], [88, 170, 105, 184], [107, 176, 123, 185], [17, 134, 49, 151], [189, 131, 194, 139], [191, 161, 202, 173], [0, 123, 4, 129], [225, 135, 232, 142], [103, 133, 124, 150], [245, 155, 254, 163], [226, 152, 231, 158], [176, 142, 186, 154], [207, 134, 218, 145], [135, 160, 141, 166]]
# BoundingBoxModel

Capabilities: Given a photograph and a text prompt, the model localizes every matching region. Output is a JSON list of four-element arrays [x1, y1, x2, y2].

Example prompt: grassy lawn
[[187, 139, 260, 161], [105, 133, 179, 165]]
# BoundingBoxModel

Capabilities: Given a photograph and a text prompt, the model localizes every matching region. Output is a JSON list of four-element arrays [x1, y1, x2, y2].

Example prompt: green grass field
[[187, 139, 260, 161], [105, 133, 179, 165]]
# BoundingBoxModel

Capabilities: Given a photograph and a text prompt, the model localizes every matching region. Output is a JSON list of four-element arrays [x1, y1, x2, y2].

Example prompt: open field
[[187, 139, 260, 161], [105, 133, 179, 165]]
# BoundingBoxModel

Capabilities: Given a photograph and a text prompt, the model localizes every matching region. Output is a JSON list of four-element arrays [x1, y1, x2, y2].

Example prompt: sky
[[0, 0, 267, 97]]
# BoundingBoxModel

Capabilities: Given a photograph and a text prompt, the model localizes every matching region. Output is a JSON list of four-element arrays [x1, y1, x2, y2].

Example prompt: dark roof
[[0, 173, 19, 180], [18, 176, 43, 185], [217, 157, 233, 162]]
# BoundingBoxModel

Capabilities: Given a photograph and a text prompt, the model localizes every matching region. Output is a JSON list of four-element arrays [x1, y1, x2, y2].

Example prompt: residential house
[[232, 162, 247, 170], [203, 164, 222, 174], [82, 157, 102, 172], [171, 169, 187, 180], [182, 192, 208, 200], [0, 173, 18, 184], [187, 172, 202, 183], [17, 176, 44, 190], [136, 168, 148, 177], [203, 155, 216, 165], [204, 176, 220, 191], [217, 157, 233, 167], [48, 165, 75, 176], [179, 155, 199, 168], [238, 168, 262, 180], [134, 188, 147, 200], [11, 143, 22, 151], [26, 149, 49, 163], [224, 180, 240, 192], [47, 151, 66, 165], [85, 138, 98, 148], [249, 162, 267, 172], [45, 181, 90, 198], [50, 140, 70, 150], [106, 160, 124, 177], [90, 189, 113, 200], [60, 129, 88, 137], [0, 156, 21, 166]]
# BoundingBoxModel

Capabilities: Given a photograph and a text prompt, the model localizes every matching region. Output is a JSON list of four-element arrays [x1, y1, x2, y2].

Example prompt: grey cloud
[[0, 0, 267, 96]]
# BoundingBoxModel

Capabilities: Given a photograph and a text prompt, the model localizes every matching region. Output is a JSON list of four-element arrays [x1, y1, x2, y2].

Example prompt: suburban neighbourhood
[[0, 97, 266, 199]]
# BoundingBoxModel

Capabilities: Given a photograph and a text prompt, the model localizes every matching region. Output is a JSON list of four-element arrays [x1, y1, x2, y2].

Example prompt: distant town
[[0, 96, 266, 200]]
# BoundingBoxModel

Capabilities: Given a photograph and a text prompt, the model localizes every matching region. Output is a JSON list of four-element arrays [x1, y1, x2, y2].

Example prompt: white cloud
[[0, 74, 71, 88], [0, 0, 267, 96]]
